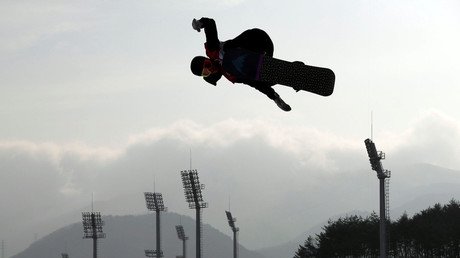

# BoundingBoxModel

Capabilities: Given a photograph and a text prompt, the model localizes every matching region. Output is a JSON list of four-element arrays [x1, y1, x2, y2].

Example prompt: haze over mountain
[[11, 212, 265, 258], [10, 191, 460, 258]]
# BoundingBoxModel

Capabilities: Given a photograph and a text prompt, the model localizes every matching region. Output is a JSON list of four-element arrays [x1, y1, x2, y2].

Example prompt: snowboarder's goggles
[[201, 59, 214, 77]]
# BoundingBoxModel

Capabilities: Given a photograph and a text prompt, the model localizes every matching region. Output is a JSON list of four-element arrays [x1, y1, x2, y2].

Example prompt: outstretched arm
[[192, 17, 219, 50]]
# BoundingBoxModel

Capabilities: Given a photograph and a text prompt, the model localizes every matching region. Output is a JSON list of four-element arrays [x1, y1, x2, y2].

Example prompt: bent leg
[[248, 81, 277, 100], [227, 29, 274, 56], [245, 81, 291, 111], [247, 81, 291, 111]]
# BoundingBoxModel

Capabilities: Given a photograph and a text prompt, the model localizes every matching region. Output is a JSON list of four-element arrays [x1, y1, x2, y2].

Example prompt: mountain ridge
[[12, 212, 266, 258]]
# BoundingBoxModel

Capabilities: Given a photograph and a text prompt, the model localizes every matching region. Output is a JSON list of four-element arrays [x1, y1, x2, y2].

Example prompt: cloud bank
[[1, 111, 460, 254]]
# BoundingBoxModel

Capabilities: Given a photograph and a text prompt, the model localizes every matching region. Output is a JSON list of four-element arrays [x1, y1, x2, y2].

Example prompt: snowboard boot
[[274, 96, 291, 112]]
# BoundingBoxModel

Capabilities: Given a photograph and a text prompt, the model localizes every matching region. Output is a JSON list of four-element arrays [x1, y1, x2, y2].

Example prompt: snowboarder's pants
[[230, 29, 278, 100]]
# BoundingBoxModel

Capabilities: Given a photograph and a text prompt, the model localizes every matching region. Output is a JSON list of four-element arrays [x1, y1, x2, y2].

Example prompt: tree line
[[294, 199, 460, 258]]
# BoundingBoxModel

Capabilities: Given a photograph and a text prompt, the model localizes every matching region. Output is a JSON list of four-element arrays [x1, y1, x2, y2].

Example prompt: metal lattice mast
[[144, 192, 167, 258], [365, 138, 391, 258], [82, 212, 106, 258], [175, 225, 188, 258], [225, 211, 239, 258], [1, 240, 5, 258], [181, 169, 208, 258], [385, 178, 390, 221]]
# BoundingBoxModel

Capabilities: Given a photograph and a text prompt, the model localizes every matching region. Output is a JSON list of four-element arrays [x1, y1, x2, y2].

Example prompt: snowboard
[[222, 48, 335, 96]]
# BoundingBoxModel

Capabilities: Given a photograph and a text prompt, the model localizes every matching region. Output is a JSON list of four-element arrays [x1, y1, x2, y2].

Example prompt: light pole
[[181, 169, 208, 258], [225, 211, 239, 258], [175, 225, 188, 258], [82, 212, 106, 258], [365, 138, 391, 258], [144, 192, 167, 258], [1, 240, 5, 258]]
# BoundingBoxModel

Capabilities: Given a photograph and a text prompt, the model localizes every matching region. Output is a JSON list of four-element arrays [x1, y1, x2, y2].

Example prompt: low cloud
[[1, 112, 460, 253], [127, 119, 361, 172], [382, 110, 460, 169]]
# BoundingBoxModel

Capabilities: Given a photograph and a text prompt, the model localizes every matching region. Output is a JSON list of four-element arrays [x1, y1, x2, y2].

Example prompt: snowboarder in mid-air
[[190, 17, 292, 111]]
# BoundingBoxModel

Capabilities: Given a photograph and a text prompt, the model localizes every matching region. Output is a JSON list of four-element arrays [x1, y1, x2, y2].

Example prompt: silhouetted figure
[[190, 17, 291, 111]]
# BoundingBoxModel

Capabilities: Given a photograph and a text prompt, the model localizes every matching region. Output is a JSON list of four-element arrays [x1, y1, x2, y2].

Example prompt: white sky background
[[1, 0, 460, 256]]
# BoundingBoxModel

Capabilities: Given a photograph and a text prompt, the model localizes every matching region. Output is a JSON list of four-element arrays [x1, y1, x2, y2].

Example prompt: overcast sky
[[1, 0, 460, 256]]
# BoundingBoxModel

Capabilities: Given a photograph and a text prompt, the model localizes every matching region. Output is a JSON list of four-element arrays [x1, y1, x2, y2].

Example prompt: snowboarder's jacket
[[198, 17, 274, 87], [200, 18, 236, 85]]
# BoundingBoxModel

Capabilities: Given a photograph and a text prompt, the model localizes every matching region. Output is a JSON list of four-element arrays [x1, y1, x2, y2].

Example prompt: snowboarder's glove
[[192, 18, 203, 32]]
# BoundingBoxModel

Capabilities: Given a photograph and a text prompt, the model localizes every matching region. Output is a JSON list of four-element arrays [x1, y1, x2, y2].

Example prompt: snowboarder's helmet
[[190, 56, 207, 76]]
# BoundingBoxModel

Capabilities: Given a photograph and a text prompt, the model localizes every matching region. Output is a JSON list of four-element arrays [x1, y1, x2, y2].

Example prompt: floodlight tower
[[82, 212, 106, 258], [1, 240, 5, 258], [225, 211, 239, 258], [180, 169, 208, 258], [144, 192, 167, 258], [175, 225, 188, 258], [364, 138, 391, 258]]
